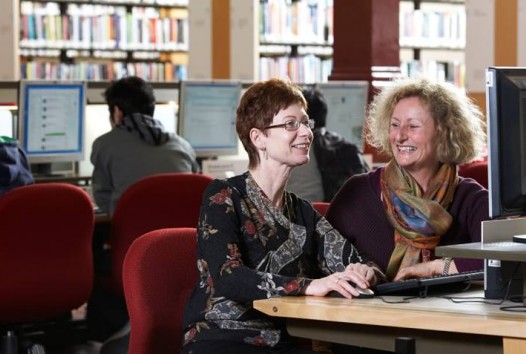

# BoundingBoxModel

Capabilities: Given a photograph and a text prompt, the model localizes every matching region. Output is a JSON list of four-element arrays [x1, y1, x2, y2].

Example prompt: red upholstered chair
[[109, 173, 213, 297], [0, 183, 94, 351], [312, 201, 330, 216], [458, 160, 488, 189], [123, 227, 197, 354]]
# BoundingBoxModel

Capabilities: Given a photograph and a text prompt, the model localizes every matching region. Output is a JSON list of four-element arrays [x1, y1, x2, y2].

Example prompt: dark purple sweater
[[326, 168, 488, 273]]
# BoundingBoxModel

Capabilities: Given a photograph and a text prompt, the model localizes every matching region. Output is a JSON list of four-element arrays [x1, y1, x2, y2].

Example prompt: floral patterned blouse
[[182, 172, 364, 348]]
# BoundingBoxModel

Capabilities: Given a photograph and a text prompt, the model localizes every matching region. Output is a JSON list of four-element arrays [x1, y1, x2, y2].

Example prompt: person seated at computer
[[91, 76, 199, 215], [181, 78, 385, 354], [326, 77, 488, 282], [0, 136, 34, 196], [287, 87, 369, 202]]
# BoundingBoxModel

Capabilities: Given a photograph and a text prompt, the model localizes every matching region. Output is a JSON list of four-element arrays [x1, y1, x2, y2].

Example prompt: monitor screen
[[178, 80, 241, 158], [18, 80, 86, 173], [486, 67, 526, 219], [315, 81, 369, 149]]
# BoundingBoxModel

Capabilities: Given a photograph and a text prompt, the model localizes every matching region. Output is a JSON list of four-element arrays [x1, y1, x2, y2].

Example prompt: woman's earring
[[262, 147, 268, 160]]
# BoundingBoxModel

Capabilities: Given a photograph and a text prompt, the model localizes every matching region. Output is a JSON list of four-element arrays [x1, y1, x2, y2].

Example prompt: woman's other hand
[[393, 259, 458, 281]]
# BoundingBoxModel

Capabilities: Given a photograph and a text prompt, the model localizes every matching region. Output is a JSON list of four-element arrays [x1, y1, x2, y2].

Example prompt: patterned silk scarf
[[381, 160, 458, 280]]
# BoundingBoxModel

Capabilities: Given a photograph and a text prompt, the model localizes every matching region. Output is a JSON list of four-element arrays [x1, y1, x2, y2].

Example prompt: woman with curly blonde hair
[[327, 76, 488, 282]]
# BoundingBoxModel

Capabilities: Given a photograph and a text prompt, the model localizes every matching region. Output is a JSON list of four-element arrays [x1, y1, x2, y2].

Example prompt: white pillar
[[0, 0, 19, 80]]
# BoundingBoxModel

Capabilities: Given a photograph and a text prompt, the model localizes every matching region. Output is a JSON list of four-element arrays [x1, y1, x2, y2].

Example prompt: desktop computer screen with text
[[178, 80, 241, 158], [18, 80, 86, 175]]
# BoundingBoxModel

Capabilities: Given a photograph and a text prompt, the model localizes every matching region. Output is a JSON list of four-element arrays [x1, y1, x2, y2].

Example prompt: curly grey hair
[[366, 77, 486, 164]]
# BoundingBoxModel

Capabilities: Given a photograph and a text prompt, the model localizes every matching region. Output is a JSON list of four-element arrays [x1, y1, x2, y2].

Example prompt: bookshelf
[[258, 0, 334, 83], [400, 0, 466, 86], [19, 0, 189, 81]]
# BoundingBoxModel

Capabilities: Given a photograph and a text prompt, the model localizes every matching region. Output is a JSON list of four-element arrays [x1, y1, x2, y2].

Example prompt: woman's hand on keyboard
[[393, 259, 458, 281]]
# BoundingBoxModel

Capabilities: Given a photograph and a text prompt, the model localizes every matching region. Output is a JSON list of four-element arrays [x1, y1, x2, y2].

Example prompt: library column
[[330, 0, 400, 86], [330, 0, 400, 163], [0, 0, 19, 80], [188, 0, 257, 80]]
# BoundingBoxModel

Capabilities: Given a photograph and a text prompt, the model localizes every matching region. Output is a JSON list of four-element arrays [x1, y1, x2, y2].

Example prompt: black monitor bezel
[[486, 66, 526, 219]]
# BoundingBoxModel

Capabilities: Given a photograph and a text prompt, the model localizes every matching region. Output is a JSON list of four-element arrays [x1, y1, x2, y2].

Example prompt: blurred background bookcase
[[10, 0, 468, 86], [0, 0, 522, 166], [18, 0, 189, 81], [258, 0, 334, 84], [400, 0, 466, 87], [257, 0, 466, 86]]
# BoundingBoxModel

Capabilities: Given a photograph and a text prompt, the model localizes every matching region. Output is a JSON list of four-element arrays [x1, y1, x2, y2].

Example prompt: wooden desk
[[34, 175, 92, 186], [253, 291, 526, 354]]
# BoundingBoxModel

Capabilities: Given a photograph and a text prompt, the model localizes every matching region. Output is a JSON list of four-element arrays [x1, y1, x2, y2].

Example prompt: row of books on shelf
[[259, 0, 333, 45], [259, 44, 332, 57], [401, 60, 465, 88], [20, 61, 187, 81], [20, 48, 167, 61], [399, 7, 466, 49], [259, 55, 332, 84], [84, 0, 188, 5], [20, 2, 188, 51]]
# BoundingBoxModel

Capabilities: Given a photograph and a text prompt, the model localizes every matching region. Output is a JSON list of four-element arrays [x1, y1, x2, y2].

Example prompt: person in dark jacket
[[91, 76, 199, 215], [0, 136, 34, 196], [287, 88, 369, 202]]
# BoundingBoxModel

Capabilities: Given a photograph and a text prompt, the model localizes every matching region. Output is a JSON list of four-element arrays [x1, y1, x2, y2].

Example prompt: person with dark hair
[[0, 136, 34, 196], [287, 87, 369, 202], [91, 76, 199, 215], [88, 77, 198, 347], [181, 78, 384, 354]]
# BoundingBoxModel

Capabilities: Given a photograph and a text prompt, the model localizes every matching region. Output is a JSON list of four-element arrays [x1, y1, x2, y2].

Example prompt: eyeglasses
[[264, 119, 315, 131]]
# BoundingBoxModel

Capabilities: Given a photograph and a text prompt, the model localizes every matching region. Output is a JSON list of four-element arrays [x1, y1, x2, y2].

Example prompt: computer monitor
[[18, 80, 86, 176], [178, 80, 241, 158], [486, 67, 526, 219], [315, 81, 369, 149]]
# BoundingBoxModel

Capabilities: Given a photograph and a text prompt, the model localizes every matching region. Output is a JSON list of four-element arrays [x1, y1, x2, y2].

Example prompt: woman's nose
[[396, 126, 408, 140]]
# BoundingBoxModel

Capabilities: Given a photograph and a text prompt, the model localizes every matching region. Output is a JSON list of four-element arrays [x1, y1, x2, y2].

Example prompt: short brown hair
[[236, 78, 306, 168]]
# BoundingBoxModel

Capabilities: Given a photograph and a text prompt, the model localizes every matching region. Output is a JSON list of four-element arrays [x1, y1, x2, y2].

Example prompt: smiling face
[[389, 97, 439, 177], [264, 103, 313, 167]]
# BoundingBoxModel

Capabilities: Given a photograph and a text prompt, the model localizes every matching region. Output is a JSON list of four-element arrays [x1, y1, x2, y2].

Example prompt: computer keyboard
[[373, 270, 484, 296]]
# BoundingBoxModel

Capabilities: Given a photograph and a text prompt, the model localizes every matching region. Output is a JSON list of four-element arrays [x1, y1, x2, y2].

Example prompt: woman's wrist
[[442, 257, 453, 275]]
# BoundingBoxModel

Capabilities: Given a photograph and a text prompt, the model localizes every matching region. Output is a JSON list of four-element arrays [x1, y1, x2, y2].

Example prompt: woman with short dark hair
[[182, 78, 384, 353]]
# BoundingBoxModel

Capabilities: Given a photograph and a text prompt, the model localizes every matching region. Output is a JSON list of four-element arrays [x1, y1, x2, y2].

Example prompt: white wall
[[464, 0, 494, 92], [0, 109, 14, 137], [188, 0, 213, 79], [0, 0, 18, 80]]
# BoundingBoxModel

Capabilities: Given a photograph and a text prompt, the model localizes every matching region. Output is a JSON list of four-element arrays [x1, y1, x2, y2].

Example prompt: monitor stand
[[436, 217, 526, 304]]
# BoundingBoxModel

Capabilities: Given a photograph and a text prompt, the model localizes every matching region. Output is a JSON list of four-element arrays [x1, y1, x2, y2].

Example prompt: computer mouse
[[355, 286, 375, 298], [328, 283, 375, 299]]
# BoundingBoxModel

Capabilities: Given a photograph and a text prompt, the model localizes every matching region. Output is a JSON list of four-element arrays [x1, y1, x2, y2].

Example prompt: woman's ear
[[250, 127, 266, 151]]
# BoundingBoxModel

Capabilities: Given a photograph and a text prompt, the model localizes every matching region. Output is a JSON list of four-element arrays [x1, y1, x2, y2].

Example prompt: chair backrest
[[312, 201, 330, 216], [123, 227, 197, 354], [458, 160, 488, 189], [0, 183, 94, 324], [110, 173, 213, 296]]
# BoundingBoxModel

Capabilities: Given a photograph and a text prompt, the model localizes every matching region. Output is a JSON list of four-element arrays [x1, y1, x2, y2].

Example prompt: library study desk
[[253, 290, 526, 354]]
